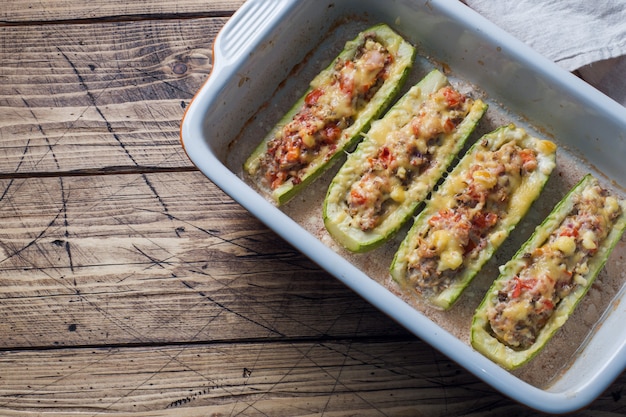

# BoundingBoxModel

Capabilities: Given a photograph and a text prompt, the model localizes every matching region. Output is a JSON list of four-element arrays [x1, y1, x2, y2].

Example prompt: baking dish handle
[[213, 0, 298, 67]]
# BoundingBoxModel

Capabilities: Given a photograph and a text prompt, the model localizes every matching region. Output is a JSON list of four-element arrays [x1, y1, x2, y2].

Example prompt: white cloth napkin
[[464, 0, 626, 106]]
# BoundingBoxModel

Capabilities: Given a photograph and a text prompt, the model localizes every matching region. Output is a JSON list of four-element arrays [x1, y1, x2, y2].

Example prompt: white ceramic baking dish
[[180, 0, 626, 413]]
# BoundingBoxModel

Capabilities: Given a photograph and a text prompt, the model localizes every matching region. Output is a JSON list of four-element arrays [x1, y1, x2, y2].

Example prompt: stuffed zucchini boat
[[323, 69, 487, 252], [243, 24, 415, 205], [471, 174, 626, 370], [390, 124, 557, 310]]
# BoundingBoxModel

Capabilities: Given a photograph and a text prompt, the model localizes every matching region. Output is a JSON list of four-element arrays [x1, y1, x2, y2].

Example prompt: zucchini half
[[323, 69, 487, 252], [471, 174, 626, 370], [243, 24, 415, 205], [390, 124, 557, 310]]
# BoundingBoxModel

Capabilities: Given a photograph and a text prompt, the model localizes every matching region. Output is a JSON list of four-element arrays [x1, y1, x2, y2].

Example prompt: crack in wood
[[180, 280, 285, 338], [58, 48, 176, 219], [59, 177, 74, 273], [9, 118, 31, 173], [141, 173, 173, 220], [132, 243, 172, 269], [0, 178, 15, 203], [165, 384, 219, 409], [0, 208, 63, 265], [58, 48, 139, 167], [0, 12, 235, 27], [21, 90, 62, 173]]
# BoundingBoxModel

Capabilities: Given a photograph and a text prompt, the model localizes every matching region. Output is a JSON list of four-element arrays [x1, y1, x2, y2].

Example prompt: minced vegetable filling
[[346, 86, 473, 231], [487, 183, 622, 349], [259, 36, 393, 190], [406, 140, 540, 295]]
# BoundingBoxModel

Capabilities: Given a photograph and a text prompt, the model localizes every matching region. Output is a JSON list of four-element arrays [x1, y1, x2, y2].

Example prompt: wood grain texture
[[1, 0, 245, 23], [0, 341, 623, 417], [0, 18, 223, 174], [0, 172, 412, 349], [1, 0, 625, 415], [1, 171, 624, 415]]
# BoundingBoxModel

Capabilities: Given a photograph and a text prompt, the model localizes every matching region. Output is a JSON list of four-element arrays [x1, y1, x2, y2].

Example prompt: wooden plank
[[2, 340, 623, 416], [0, 172, 410, 349], [0, 17, 226, 174], [1, 0, 244, 23]]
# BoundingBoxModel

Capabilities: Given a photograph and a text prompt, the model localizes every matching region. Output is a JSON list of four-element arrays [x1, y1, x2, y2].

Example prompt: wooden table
[[1, 1, 624, 415]]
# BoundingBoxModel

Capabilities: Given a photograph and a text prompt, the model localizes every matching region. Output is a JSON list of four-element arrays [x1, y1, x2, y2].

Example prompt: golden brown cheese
[[346, 86, 473, 231], [259, 37, 393, 190], [406, 140, 539, 295], [487, 183, 623, 349]]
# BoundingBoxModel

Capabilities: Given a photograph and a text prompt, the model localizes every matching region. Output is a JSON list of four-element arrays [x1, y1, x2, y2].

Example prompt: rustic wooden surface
[[1, 1, 625, 416]]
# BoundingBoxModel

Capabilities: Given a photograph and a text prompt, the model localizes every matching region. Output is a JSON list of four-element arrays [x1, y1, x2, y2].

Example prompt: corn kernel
[[439, 249, 463, 271], [537, 139, 557, 154], [472, 169, 497, 189], [390, 185, 405, 203], [430, 229, 452, 253], [552, 235, 576, 256], [605, 196, 619, 215], [581, 230, 597, 251], [302, 133, 316, 148]]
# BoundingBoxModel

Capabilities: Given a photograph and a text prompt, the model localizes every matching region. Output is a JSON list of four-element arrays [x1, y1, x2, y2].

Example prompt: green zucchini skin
[[390, 124, 557, 310], [243, 24, 415, 205], [323, 69, 487, 252], [471, 174, 626, 370]]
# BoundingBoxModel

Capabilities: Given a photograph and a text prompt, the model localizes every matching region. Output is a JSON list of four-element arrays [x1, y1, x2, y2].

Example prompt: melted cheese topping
[[258, 37, 392, 190], [487, 182, 623, 349], [345, 86, 473, 231], [406, 139, 540, 296]]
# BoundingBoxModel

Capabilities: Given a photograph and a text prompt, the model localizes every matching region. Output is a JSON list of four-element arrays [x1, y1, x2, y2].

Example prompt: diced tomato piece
[[511, 276, 537, 298], [429, 209, 454, 226], [428, 209, 470, 234], [411, 117, 421, 137], [511, 277, 522, 298], [519, 148, 538, 171], [559, 225, 579, 238], [472, 211, 498, 230], [305, 88, 323, 106], [284, 143, 301, 163], [340, 80, 354, 95], [442, 86, 465, 107], [339, 61, 355, 95], [322, 123, 341, 143], [519, 148, 535, 163], [269, 171, 288, 190], [350, 188, 367, 205], [443, 118, 456, 134], [378, 146, 394, 168]]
